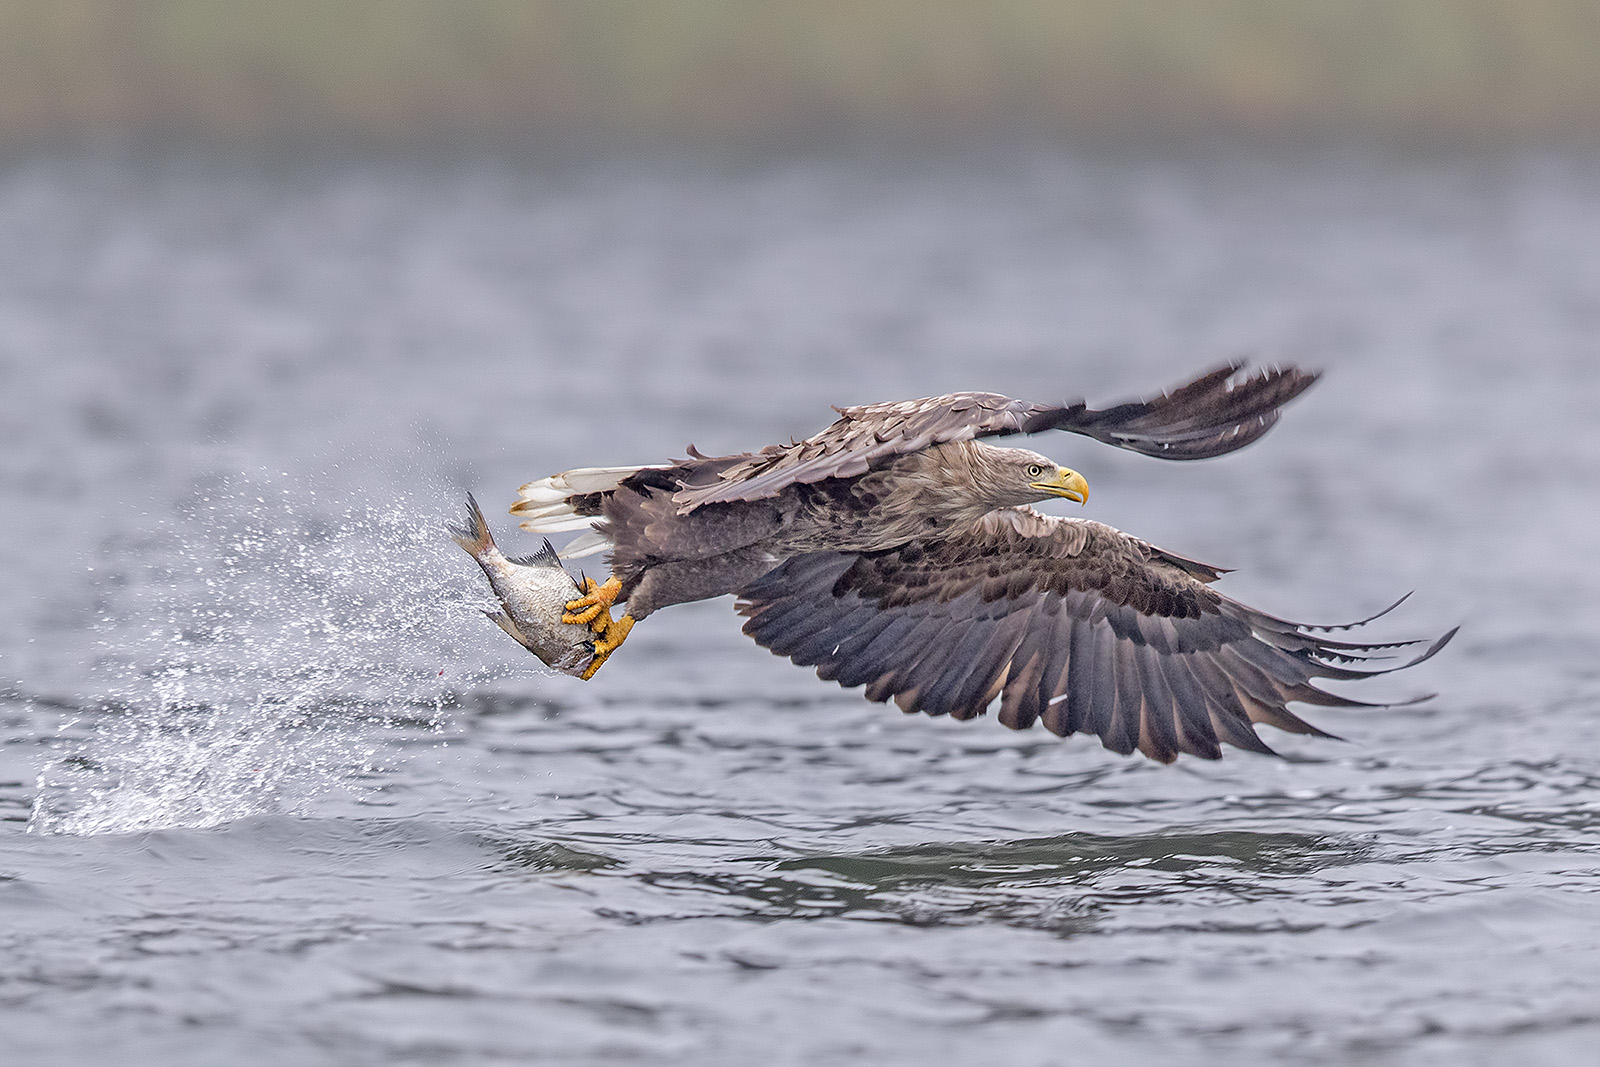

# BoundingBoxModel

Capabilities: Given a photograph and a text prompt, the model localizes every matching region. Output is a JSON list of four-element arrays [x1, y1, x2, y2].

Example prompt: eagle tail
[[514, 465, 651, 504], [510, 465, 663, 552]]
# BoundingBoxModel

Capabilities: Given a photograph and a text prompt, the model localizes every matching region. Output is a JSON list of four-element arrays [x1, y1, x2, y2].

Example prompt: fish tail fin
[[448, 493, 496, 557]]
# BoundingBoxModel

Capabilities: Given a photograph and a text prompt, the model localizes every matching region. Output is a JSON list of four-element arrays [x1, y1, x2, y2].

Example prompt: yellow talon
[[563, 574, 634, 679], [580, 613, 635, 680], [563, 575, 623, 628]]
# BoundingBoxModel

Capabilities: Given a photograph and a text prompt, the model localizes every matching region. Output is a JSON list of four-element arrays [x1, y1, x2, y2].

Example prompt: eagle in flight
[[509, 364, 1452, 763]]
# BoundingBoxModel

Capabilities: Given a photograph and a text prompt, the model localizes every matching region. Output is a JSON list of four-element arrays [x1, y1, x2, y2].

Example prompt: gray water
[[3, 143, 1600, 1066]]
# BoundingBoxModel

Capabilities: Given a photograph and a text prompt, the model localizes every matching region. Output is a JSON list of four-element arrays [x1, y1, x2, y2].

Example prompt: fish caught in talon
[[447, 494, 598, 677], [562, 575, 622, 627]]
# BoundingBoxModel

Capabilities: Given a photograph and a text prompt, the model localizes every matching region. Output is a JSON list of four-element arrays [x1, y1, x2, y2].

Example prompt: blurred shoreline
[[5, 1, 1600, 147]]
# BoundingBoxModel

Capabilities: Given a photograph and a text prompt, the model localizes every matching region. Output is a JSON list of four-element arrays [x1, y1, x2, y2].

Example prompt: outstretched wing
[[671, 363, 1318, 513], [735, 509, 1453, 763], [1019, 362, 1319, 459]]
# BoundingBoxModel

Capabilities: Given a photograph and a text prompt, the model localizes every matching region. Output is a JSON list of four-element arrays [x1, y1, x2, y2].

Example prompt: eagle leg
[[563, 575, 623, 626], [565, 575, 634, 680], [580, 612, 635, 680]]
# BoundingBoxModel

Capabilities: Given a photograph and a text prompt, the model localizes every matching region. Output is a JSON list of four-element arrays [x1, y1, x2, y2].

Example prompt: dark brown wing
[[672, 363, 1319, 512], [734, 510, 1454, 763], [1021, 362, 1320, 460]]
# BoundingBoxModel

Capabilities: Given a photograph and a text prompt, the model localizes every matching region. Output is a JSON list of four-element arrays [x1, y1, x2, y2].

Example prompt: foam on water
[[27, 465, 509, 835]]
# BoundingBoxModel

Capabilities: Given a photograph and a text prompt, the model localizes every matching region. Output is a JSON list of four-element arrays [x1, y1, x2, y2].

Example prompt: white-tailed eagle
[[509, 364, 1452, 763]]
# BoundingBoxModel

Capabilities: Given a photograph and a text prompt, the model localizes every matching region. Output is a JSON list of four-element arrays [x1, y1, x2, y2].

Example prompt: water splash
[[29, 466, 504, 835]]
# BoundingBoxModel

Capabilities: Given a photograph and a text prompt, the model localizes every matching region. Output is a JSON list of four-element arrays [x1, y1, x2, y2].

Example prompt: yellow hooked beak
[[1032, 466, 1089, 505]]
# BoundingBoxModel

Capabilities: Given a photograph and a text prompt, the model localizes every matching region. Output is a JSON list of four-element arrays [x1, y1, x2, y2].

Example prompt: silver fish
[[449, 494, 596, 676]]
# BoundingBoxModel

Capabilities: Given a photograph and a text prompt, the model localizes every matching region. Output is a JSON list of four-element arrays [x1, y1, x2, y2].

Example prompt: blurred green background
[[5, 0, 1599, 144]]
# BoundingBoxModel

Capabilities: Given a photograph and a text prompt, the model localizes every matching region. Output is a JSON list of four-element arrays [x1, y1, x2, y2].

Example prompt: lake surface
[[3, 142, 1600, 1066]]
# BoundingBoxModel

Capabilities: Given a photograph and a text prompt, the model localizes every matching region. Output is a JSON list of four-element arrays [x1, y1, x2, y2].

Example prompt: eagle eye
[[1026, 464, 1046, 479]]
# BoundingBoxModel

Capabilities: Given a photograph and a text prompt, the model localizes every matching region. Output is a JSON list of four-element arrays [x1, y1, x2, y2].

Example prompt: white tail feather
[[511, 462, 663, 539], [558, 530, 612, 560], [509, 500, 582, 522], [516, 464, 664, 500], [513, 483, 574, 506], [517, 512, 600, 534]]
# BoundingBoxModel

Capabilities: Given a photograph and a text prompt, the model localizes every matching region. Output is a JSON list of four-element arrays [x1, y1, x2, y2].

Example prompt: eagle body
[[510, 365, 1453, 763], [596, 440, 1069, 618]]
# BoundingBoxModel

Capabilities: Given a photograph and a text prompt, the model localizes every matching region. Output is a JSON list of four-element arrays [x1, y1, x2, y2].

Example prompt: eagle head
[[979, 446, 1089, 508]]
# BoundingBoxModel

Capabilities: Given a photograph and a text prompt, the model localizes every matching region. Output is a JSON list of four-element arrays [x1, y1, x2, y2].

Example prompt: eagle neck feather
[[828, 441, 1028, 548]]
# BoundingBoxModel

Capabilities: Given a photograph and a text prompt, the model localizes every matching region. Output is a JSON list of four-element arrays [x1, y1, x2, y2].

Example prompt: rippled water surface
[[3, 144, 1600, 1065]]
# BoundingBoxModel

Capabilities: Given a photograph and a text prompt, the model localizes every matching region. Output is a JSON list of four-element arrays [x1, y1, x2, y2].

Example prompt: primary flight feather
[[500, 362, 1453, 763]]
